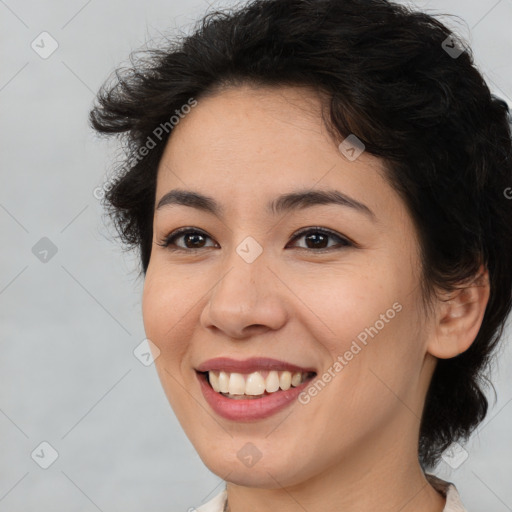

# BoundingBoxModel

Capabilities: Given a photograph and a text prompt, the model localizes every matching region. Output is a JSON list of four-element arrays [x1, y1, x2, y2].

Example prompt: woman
[[89, 0, 512, 510]]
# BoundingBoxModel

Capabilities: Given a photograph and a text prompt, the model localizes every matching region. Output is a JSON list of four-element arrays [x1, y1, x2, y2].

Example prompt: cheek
[[141, 270, 199, 415], [322, 299, 426, 432], [141, 269, 193, 360], [292, 256, 424, 401], [278, 260, 400, 356]]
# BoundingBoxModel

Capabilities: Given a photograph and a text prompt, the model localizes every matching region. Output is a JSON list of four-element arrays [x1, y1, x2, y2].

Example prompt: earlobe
[[427, 265, 490, 359]]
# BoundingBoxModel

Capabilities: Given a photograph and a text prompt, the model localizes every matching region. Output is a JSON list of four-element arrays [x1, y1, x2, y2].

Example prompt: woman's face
[[142, 84, 438, 488]]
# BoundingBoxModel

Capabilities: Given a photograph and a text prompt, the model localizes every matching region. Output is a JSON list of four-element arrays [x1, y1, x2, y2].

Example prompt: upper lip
[[196, 357, 317, 374]]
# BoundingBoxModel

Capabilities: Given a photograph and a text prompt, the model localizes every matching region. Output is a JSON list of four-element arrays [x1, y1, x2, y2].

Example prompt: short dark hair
[[89, 0, 512, 469]]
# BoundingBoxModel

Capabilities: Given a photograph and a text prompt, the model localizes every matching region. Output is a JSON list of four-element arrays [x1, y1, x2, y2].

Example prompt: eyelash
[[156, 226, 353, 252]]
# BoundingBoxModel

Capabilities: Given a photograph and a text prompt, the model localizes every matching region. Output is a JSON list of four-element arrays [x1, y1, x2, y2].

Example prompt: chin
[[197, 444, 310, 489]]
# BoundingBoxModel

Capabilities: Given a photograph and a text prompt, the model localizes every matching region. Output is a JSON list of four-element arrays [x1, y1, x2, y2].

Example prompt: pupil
[[186, 233, 204, 248], [307, 233, 327, 249]]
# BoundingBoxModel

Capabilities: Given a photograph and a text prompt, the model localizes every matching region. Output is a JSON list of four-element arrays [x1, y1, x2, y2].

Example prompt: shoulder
[[426, 473, 469, 512], [193, 489, 227, 512]]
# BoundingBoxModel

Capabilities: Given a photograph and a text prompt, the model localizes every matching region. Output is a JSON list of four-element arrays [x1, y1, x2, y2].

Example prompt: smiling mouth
[[197, 369, 317, 399]]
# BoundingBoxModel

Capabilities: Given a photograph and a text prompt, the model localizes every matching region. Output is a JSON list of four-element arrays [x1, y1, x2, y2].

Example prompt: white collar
[[195, 474, 468, 512], [426, 473, 468, 511]]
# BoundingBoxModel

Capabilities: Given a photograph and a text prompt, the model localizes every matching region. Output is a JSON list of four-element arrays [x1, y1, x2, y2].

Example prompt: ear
[[427, 264, 490, 359]]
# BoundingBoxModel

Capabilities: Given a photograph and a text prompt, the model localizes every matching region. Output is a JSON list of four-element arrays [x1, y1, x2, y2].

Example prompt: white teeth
[[245, 372, 266, 395], [218, 371, 229, 393], [291, 372, 302, 387], [209, 371, 220, 392], [206, 370, 311, 397], [265, 371, 280, 393], [228, 373, 246, 395], [279, 371, 292, 391]]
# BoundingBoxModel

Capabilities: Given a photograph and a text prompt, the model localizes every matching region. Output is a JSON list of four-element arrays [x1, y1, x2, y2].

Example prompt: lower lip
[[196, 371, 315, 421]]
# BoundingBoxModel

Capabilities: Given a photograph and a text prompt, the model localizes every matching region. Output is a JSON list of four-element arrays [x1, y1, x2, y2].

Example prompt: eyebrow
[[155, 188, 376, 221]]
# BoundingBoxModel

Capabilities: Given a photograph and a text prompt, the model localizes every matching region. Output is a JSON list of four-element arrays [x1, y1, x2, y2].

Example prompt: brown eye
[[287, 227, 352, 251], [157, 226, 352, 252], [157, 228, 217, 250]]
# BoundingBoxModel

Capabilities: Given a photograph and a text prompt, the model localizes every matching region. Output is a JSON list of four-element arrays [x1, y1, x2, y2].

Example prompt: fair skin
[[142, 84, 490, 512]]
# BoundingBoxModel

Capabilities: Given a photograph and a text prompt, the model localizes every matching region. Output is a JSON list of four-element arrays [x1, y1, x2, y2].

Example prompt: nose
[[199, 244, 289, 339]]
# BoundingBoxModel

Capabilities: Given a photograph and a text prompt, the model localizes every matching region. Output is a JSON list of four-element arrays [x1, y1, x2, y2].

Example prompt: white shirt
[[194, 474, 468, 512]]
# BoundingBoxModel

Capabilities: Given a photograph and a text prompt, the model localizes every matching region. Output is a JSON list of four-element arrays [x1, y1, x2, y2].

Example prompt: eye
[[156, 227, 217, 251], [156, 226, 352, 252], [286, 227, 352, 251]]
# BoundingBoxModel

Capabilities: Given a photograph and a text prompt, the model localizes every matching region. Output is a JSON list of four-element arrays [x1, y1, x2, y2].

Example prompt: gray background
[[1, 0, 511, 510]]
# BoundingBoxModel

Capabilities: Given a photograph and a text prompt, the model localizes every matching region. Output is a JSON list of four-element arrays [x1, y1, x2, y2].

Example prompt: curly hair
[[89, 0, 512, 469]]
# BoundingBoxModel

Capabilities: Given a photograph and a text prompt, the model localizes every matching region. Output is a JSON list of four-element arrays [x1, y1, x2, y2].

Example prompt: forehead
[[161, 84, 331, 168], [154, 84, 397, 220]]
